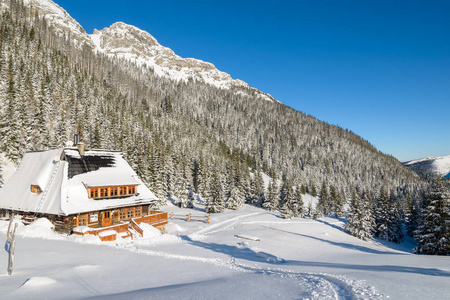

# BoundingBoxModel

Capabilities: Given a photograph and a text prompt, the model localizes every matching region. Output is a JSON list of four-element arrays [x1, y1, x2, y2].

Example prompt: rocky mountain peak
[[22, 0, 94, 48], [90, 22, 274, 101], [15, 0, 275, 102]]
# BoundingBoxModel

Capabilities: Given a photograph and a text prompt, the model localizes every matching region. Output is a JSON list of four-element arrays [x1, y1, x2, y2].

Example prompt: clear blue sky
[[53, 0, 450, 162]]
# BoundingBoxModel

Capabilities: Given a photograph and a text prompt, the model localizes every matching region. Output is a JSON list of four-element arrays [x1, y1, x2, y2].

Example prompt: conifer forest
[[0, 0, 448, 254]]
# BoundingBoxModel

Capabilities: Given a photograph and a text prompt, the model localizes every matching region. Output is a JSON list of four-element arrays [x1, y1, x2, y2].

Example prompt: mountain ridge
[[18, 0, 275, 103], [404, 155, 450, 179]]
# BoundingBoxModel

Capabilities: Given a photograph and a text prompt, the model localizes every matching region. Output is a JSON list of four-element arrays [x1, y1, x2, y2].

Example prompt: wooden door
[[102, 210, 111, 227]]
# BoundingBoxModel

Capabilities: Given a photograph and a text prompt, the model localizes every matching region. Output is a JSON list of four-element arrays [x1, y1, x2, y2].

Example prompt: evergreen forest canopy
[[3, 0, 449, 254], [0, 0, 421, 201]]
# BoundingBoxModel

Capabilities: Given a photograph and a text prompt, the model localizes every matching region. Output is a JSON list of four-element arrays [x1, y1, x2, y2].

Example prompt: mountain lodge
[[0, 144, 168, 239]]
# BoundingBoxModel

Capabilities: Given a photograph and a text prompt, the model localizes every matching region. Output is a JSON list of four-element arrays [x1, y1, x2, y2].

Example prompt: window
[[120, 208, 126, 220], [127, 208, 134, 219], [135, 206, 142, 217], [79, 214, 87, 226], [31, 185, 42, 195], [87, 185, 138, 198], [104, 211, 110, 218]]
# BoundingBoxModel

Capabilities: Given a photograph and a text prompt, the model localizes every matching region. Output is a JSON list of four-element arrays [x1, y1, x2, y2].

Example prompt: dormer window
[[87, 185, 138, 199], [31, 185, 42, 194]]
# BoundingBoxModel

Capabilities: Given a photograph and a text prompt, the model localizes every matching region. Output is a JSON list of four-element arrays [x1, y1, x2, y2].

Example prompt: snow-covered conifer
[[414, 180, 450, 255], [280, 202, 292, 219], [263, 178, 279, 211], [345, 191, 373, 240], [205, 171, 224, 213]]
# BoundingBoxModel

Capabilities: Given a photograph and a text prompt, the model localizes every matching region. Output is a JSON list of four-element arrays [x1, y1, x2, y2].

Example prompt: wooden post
[[170, 212, 174, 220], [207, 214, 210, 224], [6, 216, 18, 276], [188, 213, 191, 222]]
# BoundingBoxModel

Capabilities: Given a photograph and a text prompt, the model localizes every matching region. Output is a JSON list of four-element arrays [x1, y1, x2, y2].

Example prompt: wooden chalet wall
[[70, 204, 150, 231]]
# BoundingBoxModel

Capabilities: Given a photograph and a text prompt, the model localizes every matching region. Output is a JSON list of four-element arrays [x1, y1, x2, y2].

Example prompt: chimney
[[74, 134, 84, 156], [77, 142, 85, 157], [73, 134, 81, 145]]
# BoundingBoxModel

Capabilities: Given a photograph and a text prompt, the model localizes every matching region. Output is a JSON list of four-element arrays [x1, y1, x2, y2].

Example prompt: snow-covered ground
[[0, 203, 449, 299]]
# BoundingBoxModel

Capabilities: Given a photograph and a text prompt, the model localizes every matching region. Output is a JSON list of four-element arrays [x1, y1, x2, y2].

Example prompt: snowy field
[[0, 203, 449, 299]]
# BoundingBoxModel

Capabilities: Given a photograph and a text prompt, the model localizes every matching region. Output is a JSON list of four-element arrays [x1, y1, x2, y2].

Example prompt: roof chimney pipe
[[74, 134, 84, 157]]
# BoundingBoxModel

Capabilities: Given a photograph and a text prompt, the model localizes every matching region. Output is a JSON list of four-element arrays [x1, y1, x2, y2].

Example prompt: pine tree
[[301, 184, 306, 195], [406, 194, 420, 237], [345, 191, 373, 240], [226, 181, 244, 210], [253, 168, 265, 206], [319, 181, 331, 215], [375, 188, 403, 243], [414, 180, 450, 255], [205, 171, 224, 213], [291, 184, 304, 217], [263, 178, 279, 211], [311, 184, 317, 198], [280, 202, 292, 219]]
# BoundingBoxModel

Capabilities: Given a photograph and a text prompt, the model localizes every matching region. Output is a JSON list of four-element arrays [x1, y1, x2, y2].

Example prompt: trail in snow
[[188, 212, 263, 240], [112, 225, 384, 299]]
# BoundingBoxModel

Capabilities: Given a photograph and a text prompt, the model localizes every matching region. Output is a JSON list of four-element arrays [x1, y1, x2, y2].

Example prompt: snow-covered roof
[[0, 148, 158, 215]]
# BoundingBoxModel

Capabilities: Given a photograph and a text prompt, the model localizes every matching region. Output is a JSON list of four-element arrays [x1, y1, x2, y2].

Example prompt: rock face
[[90, 22, 274, 101], [404, 155, 450, 179], [13, 0, 275, 102], [22, 0, 94, 48], [12, 0, 275, 102]]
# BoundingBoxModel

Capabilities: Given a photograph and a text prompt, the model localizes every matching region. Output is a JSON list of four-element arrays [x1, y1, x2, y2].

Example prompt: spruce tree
[[345, 191, 373, 240], [254, 169, 265, 206], [263, 178, 279, 211], [375, 188, 403, 243], [292, 184, 304, 217], [414, 180, 450, 255], [280, 202, 292, 219], [226, 181, 244, 210], [319, 181, 331, 215], [205, 171, 224, 213]]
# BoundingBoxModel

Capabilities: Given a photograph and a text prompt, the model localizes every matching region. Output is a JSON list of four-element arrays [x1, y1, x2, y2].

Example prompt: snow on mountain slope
[[21, 0, 94, 48], [1, 204, 449, 299], [8, 0, 276, 102], [404, 155, 450, 178], [90, 22, 275, 102]]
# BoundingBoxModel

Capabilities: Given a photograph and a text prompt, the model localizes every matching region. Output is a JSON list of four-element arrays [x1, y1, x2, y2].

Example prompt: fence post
[[7, 216, 18, 276], [188, 213, 191, 222], [170, 212, 174, 220], [207, 214, 210, 224]]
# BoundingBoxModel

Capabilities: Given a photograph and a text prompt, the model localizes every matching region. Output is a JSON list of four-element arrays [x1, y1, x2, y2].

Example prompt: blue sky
[[53, 0, 450, 162]]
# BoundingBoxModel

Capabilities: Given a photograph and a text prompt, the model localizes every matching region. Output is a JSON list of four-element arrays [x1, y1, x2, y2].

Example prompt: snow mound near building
[[139, 222, 163, 238], [165, 223, 186, 234], [18, 218, 64, 240]]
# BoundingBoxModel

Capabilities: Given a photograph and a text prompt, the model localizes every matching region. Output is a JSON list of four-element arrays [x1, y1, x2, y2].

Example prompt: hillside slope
[[404, 155, 450, 179], [0, 205, 449, 299], [0, 0, 421, 203]]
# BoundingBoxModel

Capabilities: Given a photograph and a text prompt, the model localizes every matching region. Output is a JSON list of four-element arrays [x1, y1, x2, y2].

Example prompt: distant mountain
[[91, 22, 275, 102], [13, 0, 274, 103], [404, 155, 450, 179]]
